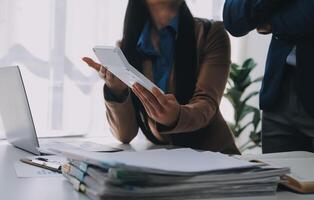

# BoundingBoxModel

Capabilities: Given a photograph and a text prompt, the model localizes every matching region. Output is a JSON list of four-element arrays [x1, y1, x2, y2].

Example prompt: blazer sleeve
[[223, 0, 285, 37], [271, 0, 314, 40], [157, 22, 231, 134], [103, 85, 139, 143]]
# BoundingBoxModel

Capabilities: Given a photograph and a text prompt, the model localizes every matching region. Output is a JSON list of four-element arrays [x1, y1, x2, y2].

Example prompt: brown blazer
[[104, 19, 240, 155]]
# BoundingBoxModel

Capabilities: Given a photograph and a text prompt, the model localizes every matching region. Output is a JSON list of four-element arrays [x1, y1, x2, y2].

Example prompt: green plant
[[224, 58, 263, 152]]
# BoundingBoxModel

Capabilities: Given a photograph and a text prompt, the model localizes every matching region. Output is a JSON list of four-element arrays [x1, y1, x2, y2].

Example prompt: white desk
[[1, 137, 314, 200]]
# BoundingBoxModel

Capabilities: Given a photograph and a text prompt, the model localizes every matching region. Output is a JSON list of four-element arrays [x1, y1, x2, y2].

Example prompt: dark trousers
[[262, 66, 314, 153]]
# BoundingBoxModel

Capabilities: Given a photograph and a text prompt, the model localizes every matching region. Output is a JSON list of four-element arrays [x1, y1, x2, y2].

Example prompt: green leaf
[[237, 76, 252, 92], [227, 79, 234, 88], [252, 108, 261, 130], [230, 63, 240, 81], [250, 130, 262, 144], [236, 121, 253, 136], [242, 91, 259, 104], [252, 76, 263, 83], [238, 105, 255, 122], [236, 59, 257, 83], [242, 58, 256, 71], [224, 88, 242, 107]]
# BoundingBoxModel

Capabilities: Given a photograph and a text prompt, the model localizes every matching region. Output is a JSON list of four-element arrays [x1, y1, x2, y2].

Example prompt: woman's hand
[[82, 57, 128, 96], [132, 83, 180, 127]]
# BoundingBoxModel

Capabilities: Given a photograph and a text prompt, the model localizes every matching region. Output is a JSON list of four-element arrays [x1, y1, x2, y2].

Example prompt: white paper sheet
[[60, 148, 257, 175], [14, 161, 61, 178], [14, 162, 60, 178], [241, 151, 314, 182], [13, 155, 66, 178], [93, 46, 163, 93]]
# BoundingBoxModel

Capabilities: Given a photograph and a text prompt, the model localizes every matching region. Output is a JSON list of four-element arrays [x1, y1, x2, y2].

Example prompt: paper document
[[262, 158, 314, 182], [61, 148, 288, 199], [14, 156, 66, 178], [242, 151, 314, 182], [241, 151, 314, 193], [59, 148, 257, 175], [93, 46, 163, 93]]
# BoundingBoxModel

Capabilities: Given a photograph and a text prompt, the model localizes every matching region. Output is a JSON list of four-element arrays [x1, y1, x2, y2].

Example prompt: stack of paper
[[59, 148, 289, 200], [241, 151, 314, 193]]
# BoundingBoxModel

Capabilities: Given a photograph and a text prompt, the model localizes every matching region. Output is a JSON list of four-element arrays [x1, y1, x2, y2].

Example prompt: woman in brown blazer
[[83, 0, 240, 155]]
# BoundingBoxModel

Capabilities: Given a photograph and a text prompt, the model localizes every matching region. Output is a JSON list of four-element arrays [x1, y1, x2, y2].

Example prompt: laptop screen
[[0, 66, 40, 155]]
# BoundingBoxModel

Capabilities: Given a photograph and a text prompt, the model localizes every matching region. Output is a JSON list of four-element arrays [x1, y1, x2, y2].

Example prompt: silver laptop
[[0, 66, 122, 155]]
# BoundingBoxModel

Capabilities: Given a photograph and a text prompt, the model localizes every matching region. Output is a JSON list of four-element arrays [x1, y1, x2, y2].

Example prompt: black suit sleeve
[[271, 0, 314, 40], [223, 0, 284, 37]]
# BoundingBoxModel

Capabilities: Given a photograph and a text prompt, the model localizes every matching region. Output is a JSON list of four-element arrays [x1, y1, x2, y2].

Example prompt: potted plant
[[224, 58, 263, 152]]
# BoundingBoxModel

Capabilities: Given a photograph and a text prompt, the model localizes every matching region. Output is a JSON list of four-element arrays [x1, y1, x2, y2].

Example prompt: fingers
[[98, 66, 107, 79], [132, 83, 166, 117], [151, 87, 168, 106], [100, 67, 116, 81], [82, 57, 102, 71], [88, 59, 114, 81], [134, 83, 163, 111], [165, 94, 176, 101], [132, 86, 156, 117]]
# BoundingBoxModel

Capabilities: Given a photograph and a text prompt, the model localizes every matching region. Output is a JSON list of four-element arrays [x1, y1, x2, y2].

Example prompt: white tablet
[[93, 46, 163, 94]]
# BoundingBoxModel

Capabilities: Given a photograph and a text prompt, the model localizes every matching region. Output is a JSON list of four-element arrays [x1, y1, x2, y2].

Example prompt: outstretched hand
[[132, 83, 180, 127], [82, 57, 127, 96]]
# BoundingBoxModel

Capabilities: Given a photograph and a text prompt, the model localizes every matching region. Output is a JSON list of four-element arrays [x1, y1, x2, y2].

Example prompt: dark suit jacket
[[223, 0, 314, 117]]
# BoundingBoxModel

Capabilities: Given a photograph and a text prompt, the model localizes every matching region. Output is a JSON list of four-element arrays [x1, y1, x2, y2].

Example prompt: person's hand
[[132, 83, 180, 127], [82, 57, 128, 96]]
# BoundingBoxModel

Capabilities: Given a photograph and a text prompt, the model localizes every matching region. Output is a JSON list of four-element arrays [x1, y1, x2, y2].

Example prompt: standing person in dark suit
[[223, 0, 314, 153]]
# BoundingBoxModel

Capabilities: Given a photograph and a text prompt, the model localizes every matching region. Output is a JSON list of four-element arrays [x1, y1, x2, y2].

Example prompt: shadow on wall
[[0, 44, 98, 93]]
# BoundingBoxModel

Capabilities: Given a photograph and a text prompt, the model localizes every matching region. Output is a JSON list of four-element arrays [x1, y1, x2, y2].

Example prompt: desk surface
[[1, 137, 314, 200]]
